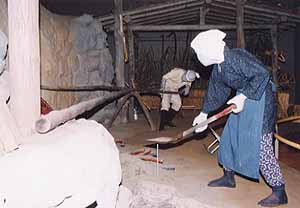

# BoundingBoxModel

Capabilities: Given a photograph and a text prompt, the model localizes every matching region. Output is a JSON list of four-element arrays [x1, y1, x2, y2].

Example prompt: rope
[[275, 116, 300, 150]]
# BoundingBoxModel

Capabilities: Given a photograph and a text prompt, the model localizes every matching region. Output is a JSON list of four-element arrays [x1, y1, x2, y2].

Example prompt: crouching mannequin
[[191, 29, 287, 207], [159, 68, 199, 131]]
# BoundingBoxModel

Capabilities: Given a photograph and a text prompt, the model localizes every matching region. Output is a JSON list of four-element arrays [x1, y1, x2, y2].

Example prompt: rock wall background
[[0, 1, 116, 124]]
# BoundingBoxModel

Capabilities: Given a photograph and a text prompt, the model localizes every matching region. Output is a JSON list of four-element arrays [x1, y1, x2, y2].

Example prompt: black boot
[[258, 184, 288, 207], [208, 169, 236, 188], [166, 109, 177, 127], [159, 110, 168, 131]]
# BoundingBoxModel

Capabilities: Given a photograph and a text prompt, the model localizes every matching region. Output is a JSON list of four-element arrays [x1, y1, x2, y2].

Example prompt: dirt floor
[[109, 110, 300, 208]]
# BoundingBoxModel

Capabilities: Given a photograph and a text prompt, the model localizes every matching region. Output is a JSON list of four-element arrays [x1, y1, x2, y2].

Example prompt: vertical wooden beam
[[270, 25, 279, 159], [271, 25, 279, 88], [236, 0, 245, 48], [127, 17, 135, 121], [199, 6, 209, 26], [295, 23, 300, 104], [8, 0, 40, 135], [114, 0, 125, 88], [199, 7, 205, 25], [114, 0, 127, 122]]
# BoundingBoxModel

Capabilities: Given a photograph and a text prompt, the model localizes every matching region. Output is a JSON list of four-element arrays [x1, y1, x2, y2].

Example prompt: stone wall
[[0, 1, 116, 124], [41, 10, 116, 123]]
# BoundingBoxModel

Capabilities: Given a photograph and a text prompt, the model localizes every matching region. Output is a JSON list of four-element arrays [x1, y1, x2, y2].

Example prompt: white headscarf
[[190, 29, 226, 66]]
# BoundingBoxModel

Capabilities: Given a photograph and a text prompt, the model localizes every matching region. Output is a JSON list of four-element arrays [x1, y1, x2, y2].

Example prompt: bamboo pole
[[35, 90, 130, 134]]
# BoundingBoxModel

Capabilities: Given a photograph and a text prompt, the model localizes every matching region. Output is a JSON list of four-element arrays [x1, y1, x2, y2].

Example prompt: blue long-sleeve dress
[[202, 47, 284, 186]]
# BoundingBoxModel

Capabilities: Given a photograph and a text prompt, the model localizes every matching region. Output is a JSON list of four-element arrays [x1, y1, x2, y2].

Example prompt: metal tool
[[203, 127, 221, 155], [147, 105, 235, 144]]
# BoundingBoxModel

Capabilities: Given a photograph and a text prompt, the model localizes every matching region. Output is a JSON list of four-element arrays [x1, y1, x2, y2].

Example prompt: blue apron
[[218, 91, 265, 179]]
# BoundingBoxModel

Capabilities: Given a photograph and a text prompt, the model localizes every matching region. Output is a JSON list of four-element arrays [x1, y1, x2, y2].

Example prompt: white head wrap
[[190, 29, 226, 66]]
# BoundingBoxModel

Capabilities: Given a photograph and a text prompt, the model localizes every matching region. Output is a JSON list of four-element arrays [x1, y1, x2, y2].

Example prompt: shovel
[[147, 105, 235, 144]]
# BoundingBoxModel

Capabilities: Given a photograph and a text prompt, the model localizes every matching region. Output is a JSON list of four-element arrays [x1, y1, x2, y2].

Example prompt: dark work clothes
[[201, 47, 284, 185]]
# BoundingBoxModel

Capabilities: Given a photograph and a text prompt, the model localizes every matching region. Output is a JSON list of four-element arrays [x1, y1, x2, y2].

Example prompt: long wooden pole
[[8, 0, 40, 135], [114, 0, 127, 123], [35, 90, 130, 134]]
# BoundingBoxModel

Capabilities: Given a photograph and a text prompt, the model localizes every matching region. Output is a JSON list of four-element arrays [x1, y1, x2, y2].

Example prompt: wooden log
[[0, 102, 21, 152], [35, 90, 130, 134], [8, 0, 40, 135]]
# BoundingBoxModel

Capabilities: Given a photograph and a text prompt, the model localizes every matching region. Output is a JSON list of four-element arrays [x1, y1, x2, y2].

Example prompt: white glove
[[192, 112, 208, 133], [226, 93, 247, 113]]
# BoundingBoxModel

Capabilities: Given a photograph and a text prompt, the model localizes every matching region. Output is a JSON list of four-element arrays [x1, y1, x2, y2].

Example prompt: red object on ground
[[140, 156, 164, 164], [130, 148, 152, 155], [41, 98, 53, 115]]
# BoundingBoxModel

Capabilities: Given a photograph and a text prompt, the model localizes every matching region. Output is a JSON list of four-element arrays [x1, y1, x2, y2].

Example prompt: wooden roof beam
[[130, 24, 275, 32]]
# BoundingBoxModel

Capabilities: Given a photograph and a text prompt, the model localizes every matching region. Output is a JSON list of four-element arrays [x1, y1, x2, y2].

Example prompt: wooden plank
[[8, 0, 40, 136]]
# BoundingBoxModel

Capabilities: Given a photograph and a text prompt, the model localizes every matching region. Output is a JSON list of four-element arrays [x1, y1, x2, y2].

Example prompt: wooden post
[[127, 18, 136, 121], [271, 26, 279, 88], [8, 0, 40, 135], [295, 23, 300, 104], [270, 25, 279, 158], [199, 6, 209, 25], [114, 0, 127, 123], [199, 7, 205, 25], [236, 0, 245, 48]]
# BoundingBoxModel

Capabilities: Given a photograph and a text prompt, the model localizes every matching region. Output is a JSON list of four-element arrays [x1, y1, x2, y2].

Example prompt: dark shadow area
[[86, 201, 97, 208], [277, 122, 300, 171]]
